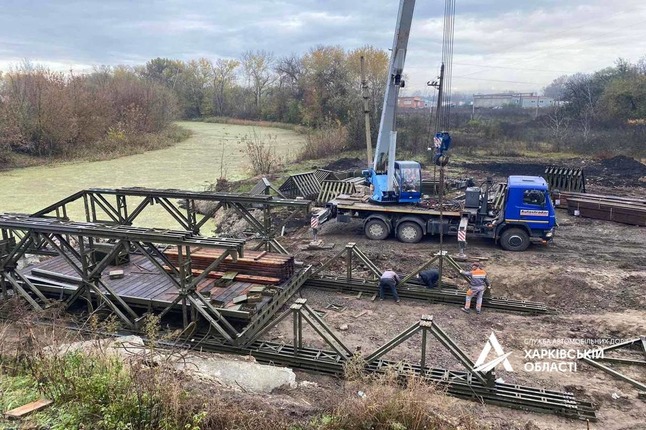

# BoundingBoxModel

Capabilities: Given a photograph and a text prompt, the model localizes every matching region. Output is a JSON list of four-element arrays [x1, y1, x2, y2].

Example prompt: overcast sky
[[1, 0, 644, 95]]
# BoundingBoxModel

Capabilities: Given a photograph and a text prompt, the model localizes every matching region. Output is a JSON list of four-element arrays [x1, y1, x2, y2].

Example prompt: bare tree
[[241, 50, 276, 110], [210, 59, 239, 116], [275, 54, 303, 93], [544, 105, 570, 152]]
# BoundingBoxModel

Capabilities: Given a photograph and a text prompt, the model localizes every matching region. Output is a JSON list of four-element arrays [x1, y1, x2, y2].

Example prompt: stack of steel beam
[[563, 193, 646, 226]]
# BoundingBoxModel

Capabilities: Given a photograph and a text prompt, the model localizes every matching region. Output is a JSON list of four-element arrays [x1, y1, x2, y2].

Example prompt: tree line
[[139, 46, 389, 147], [0, 64, 179, 162], [0, 46, 390, 164], [540, 57, 646, 153], [1, 50, 643, 165], [445, 57, 646, 156]]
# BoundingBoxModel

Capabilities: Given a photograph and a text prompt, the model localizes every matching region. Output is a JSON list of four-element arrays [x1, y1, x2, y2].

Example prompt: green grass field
[[0, 121, 306, 229]]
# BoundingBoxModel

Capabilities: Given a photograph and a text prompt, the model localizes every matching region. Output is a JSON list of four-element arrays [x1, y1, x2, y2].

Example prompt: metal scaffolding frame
[[31, 187, 311, 254]]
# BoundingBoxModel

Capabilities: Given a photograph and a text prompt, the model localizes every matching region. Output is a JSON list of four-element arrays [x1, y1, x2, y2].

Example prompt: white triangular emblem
[[474, 332, 513, 372]]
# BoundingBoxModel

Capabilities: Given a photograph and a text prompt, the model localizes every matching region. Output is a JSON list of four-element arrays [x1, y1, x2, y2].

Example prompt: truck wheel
[[397, 221, 423, 243], [500, 228, 530, 251], [365, 219, 389, 240]]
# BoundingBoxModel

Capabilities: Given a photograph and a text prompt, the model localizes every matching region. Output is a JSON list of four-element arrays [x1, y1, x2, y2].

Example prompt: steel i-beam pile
[[553, 192, 646, 226], [164, 247, 294, 284]]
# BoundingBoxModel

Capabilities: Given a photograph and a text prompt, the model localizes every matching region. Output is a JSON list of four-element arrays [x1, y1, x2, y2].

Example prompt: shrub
[[242, 129, 283, 175], [298, 121, 348, 161], [0, 65, 179, 161]]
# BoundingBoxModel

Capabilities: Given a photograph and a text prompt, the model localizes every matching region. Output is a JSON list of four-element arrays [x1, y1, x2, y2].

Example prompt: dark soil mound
[[584, 156, 646, 187], [599, 155, 646, 175], [323, 157, 365, 172], [466, 162, 547, 178], [463, 156, 646, 188]]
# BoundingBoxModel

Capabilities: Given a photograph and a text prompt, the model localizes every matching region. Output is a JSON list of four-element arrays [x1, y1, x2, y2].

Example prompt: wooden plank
[[212, 282, 249, 306], [120, 279, 159, 299], [232, 295, 248, 304], [220, 282, 250, 305], [4, 399, 52, 419], [253, 251, 268, 261], [140, 283, 174, 300]]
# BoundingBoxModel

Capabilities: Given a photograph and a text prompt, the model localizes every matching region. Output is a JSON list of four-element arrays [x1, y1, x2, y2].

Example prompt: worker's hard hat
[[471, 262, 482, 268]]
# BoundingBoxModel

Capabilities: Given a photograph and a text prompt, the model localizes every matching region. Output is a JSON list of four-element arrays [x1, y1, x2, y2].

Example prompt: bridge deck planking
[[18, 253, 277, 319]]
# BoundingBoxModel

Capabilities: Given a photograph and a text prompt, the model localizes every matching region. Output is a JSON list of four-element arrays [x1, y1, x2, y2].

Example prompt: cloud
[[0, 0, 644, 94]]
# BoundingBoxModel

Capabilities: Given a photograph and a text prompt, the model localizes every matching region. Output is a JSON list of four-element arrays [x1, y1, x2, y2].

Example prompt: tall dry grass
[[298, 122, 348, 161]]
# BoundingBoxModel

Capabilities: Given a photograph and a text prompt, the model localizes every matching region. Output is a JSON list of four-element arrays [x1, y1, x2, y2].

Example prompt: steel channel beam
[[305, 277, 551, 314], [87, 187, 311, 207], [581, 357, 646, 391]]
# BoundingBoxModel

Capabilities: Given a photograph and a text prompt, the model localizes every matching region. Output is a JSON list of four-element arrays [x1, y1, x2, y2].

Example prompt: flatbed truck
[[317, 175, 557, 251]]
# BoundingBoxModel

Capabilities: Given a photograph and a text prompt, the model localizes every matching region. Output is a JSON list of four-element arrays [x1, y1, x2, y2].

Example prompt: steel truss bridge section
[[306, 243, 552, 315], [170, 301, 596, 421], [31, 187, 312, 254], [0, 214, 249, 342]]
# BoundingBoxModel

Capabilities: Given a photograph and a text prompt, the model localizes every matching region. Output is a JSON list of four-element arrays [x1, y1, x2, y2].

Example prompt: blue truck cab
[[496, 176, 557, 251]]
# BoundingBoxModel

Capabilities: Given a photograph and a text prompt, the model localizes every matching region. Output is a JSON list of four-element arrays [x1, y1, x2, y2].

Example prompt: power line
[[452, 76, 540, 85], [453, 62, 576, 74]]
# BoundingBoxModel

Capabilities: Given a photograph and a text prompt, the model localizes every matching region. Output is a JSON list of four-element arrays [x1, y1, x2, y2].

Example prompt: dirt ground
[[269, 155, 646, 429]]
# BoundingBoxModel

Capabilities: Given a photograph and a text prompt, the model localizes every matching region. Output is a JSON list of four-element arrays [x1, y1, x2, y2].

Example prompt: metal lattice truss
[[194, 299, 596, 421], [306, 243, 552, 314], [310, 242, 382, 281], [310, 244, 468, 285], [0, 214, 246, 342], [580, 336, 646, 392], [31, 187, 311, 254]]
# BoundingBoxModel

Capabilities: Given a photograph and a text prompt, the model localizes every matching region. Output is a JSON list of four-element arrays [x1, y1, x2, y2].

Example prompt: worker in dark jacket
[[417, 269, 440, 289], [461, 262, 490, 314], [379, 270, 400, 303]]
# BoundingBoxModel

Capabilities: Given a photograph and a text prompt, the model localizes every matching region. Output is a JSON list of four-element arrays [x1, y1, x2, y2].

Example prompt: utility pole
[[360, 56, 373, 166]]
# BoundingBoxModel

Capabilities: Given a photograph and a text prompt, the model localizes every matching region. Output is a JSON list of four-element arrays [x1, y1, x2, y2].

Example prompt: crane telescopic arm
[[364, 0, 421, 204]]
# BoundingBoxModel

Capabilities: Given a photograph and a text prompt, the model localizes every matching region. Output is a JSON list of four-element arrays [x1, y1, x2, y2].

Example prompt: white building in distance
[[473, 93, 555, 109]]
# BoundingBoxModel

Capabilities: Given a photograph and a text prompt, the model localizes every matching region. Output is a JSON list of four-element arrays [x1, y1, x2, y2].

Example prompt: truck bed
[[332, 195, 463, 217]]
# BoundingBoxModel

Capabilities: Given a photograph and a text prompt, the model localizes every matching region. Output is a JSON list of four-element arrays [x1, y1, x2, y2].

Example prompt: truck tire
[[397, 221, 423, 243], [500, 228, 530, 251], [365, 219, 389, 240]]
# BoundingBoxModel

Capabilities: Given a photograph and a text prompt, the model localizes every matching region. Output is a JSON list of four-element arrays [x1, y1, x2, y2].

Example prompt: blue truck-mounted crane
[[315, 0, 557, 251], [364, 0, 451, 204], [363, 0, 422, 204]]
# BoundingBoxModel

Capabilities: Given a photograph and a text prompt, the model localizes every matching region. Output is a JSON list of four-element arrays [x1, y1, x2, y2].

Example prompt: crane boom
[[373, 0, 414, 173], [364, 0, 421, 204]]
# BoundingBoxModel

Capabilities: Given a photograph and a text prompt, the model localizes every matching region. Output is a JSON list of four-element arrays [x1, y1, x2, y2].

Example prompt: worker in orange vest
[[461, 262, 490, 314]]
